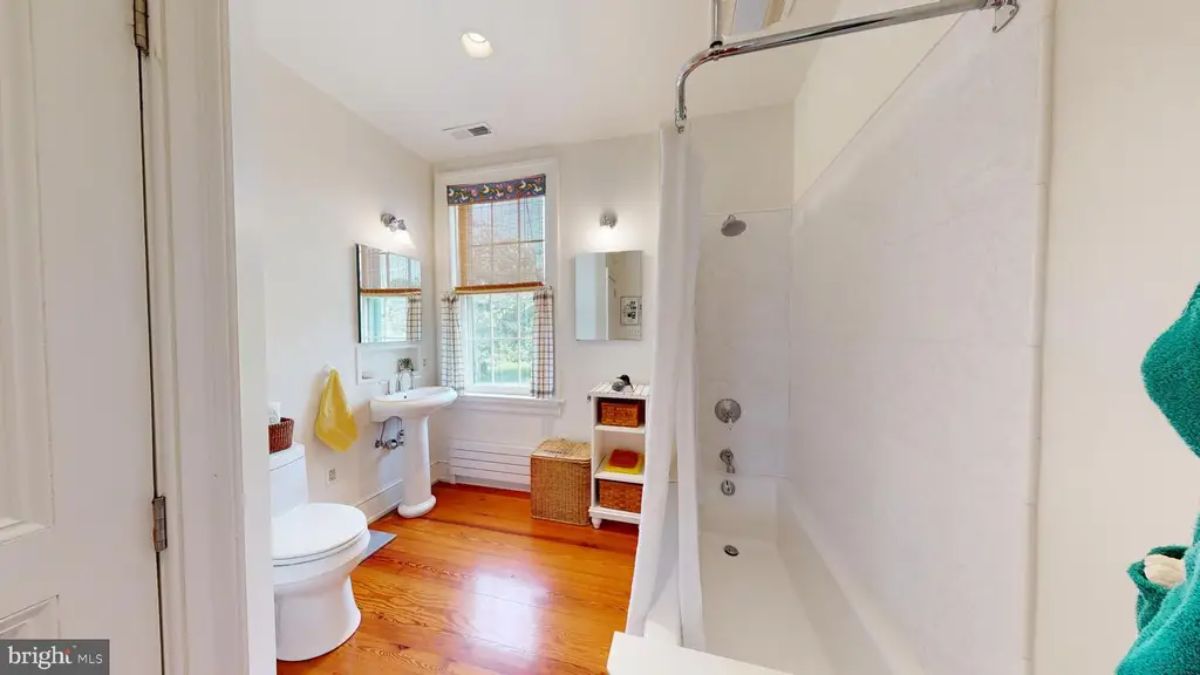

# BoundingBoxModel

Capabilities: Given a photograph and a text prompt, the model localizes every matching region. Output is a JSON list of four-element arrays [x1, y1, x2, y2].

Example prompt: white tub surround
[[696, 207, 793, 547], [777, 483, 906, 675], [654, 107, 800, 671], [787, 6, 1050, 673]]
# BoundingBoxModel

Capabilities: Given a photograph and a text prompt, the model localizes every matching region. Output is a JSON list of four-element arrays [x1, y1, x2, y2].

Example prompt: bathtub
[[698, 473, 834, 674], [640, 474, 835, 674]]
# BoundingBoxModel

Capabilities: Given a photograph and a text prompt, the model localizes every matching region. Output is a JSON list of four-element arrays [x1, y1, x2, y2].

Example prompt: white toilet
[[270, 443, 370, 662]]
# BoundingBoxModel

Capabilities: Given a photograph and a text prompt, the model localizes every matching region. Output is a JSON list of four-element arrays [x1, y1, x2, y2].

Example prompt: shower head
[[720, 214, 747, 237]]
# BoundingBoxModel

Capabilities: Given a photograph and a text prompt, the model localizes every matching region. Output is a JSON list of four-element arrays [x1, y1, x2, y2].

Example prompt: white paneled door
[[0, 0, 162, 672]]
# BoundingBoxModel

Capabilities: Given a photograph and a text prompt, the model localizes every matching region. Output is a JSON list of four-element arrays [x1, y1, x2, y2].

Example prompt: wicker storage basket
[[597, 479, 643, 513], [530, 438, 591, 525], [268, 418, 294, 453], [598, 399, 645, 428]]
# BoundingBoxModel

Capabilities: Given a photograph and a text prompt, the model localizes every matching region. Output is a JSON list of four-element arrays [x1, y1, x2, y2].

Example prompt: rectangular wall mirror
[[356, 244, 422, 344], [575, 250, 643, 341]]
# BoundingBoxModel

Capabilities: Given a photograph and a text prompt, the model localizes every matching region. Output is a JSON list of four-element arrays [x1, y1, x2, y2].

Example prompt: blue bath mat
[[363, 529, 395, 560]]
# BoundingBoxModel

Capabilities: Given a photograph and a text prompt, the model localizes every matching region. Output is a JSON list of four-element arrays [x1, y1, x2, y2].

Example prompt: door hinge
[[152, 495, 167, 553], [133, 0, 149, 55]]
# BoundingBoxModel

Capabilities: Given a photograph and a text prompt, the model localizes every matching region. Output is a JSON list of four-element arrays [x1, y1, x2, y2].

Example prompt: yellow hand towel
[[315, 369, 357, 452]]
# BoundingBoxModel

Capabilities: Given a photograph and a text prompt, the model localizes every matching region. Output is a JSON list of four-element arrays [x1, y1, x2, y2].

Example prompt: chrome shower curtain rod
[[675, 0, 1020, 132]]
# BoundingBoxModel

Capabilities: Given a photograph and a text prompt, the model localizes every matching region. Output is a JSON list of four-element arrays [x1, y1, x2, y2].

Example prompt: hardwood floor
[[277, 483, 639, 675]]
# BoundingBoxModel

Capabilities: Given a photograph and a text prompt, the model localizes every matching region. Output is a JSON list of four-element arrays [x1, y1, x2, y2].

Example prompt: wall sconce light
[[599, 210, 618, 229], [381, 213, 414, 247]]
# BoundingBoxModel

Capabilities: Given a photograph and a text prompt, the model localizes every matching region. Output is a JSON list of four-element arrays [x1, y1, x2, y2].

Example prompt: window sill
[[452, 392, 564, 417]]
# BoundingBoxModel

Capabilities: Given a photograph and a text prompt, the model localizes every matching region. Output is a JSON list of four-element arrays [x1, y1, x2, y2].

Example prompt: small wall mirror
[[575, 250, 643, 341], [356, 244, 422, 344]]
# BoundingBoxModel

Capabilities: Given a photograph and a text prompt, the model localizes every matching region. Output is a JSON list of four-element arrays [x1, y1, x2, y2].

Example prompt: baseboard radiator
[[448, 439, 532, 490]]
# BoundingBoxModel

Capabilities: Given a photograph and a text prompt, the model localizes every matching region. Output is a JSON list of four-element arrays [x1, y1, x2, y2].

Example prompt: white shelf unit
[[588, 383, 650, 528], [594, 424, 646, 435], [594, 469, 645, 485]]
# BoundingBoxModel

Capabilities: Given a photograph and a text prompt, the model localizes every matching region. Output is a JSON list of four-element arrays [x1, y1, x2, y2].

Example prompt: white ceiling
[[253, 0, 839, 162]]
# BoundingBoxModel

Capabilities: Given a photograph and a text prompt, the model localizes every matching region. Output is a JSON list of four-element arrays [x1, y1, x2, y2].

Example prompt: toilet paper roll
[[268, 401, 282, 425]]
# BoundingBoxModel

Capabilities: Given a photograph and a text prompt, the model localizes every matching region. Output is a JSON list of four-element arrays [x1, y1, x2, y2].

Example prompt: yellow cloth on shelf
[[314, 369, 357, 452], [600, 452, 644, 475]]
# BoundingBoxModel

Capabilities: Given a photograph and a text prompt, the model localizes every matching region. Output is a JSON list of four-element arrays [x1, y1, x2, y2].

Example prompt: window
[[447, 173, 549, 394], [465, 292, 535, 388]]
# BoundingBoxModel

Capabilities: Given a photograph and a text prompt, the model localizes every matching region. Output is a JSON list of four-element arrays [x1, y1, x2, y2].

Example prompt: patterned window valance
[[447, 174, 546, 205]]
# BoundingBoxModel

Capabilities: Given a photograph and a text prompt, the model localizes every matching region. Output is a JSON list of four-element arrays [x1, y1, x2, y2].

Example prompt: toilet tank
[[269, 443, 310, 517]]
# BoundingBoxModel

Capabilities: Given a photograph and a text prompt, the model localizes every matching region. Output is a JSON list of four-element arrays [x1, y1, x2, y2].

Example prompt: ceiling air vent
[[444, 122, 493, 141]]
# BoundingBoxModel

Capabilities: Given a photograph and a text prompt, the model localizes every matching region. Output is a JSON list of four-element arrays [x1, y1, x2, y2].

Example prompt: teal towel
[[1120, 538, 1200, 674], [1119, 283, 1200, 674], [1142, 283, 1200, 456], [1130, 546, 1190, 632]]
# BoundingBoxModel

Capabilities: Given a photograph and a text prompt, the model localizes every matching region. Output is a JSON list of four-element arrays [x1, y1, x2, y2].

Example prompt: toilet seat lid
[[272, 503, 367, 563]]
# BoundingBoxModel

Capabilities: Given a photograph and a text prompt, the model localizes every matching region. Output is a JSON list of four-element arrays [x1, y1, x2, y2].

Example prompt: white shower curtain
[[625, 126, 705, 649]]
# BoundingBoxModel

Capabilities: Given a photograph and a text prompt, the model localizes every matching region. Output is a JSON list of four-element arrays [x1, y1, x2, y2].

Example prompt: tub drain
[[724, 545, 740, 557]]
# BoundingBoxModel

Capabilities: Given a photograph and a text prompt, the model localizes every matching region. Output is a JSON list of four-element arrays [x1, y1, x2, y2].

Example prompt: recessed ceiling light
[[460, 32, 493, 59]]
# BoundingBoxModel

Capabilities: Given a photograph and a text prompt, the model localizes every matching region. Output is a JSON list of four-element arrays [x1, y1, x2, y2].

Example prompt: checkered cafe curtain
[[531, 287, 555, 399], [405, 295, 422, 342], [439, 293, 464, 391]]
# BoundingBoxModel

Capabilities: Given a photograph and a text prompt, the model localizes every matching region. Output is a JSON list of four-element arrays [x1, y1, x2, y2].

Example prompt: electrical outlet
[[326, 468, 337, 485]]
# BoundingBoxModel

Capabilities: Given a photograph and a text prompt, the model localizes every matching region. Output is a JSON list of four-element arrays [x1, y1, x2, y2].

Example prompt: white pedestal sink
[[369, 386, 458, 518]]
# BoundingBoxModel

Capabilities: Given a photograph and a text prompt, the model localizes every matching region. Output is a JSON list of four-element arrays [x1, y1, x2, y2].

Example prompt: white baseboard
[[356, 479, 406, 523], [431, 459, 453, 484], [450, 473, 531, 493], [446, 438, 533, 490], [776, 484, 924, 675]]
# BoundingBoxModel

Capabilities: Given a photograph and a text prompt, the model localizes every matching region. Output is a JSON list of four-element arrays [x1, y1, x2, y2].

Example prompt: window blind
[[448, 174, 546, 294]]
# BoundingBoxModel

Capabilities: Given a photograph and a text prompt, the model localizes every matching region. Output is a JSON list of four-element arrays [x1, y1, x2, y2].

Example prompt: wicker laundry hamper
[[530, 438, 591, 525]]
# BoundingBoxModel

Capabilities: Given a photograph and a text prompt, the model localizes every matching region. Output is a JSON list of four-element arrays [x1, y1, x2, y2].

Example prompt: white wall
[[792, 0, 957, 200], [691, 105, 795, 215], [786, 4, 1051, 674], [227, 3, 276, 670], [428, 106, 794, 488], [234, 51, 434, 515], [430, 135, 661, 471], [1036, 1, 1200, 672]]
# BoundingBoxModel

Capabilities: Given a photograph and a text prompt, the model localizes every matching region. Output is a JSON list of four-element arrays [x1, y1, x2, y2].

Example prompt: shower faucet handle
[[719, 448, 735, 474]]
